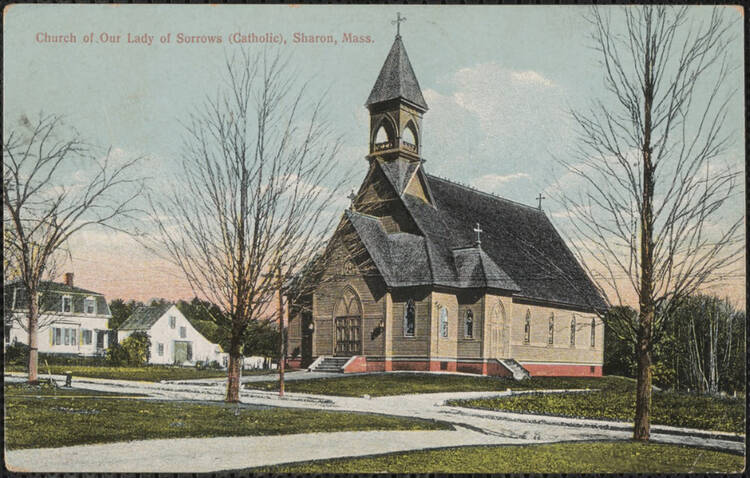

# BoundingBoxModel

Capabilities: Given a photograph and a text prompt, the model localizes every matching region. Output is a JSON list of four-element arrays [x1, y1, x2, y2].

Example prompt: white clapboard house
[[4, 273, 114, 356], [117, 303, 226, 366]]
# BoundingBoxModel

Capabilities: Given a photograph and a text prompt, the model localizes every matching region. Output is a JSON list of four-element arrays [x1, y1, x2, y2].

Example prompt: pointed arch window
[[524, 310, 531, 344], [375, 126, 389, 144], [464, 310, 474, 338], [439, 306, 448, 338], [590, 318, 596, 347], [403, 299, 416, 337], [570, 316, 577, 346], [548, 313, 555, 345], [402, 122, 418, 152]]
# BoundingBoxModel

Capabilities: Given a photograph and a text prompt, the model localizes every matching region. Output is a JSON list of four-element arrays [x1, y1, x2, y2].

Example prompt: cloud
[[420, 62, 571, 205], [473, 172, 531, 191]]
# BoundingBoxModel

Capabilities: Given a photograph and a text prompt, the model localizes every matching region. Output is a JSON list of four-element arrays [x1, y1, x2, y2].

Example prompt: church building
[[287, 32, 606, 378]]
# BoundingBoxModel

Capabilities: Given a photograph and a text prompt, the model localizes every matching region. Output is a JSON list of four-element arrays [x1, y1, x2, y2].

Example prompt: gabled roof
[[366, 36, 428, 111], [118, 303, 173, 331], [4, 280, 111, 316], [343, 162, 606, 310]]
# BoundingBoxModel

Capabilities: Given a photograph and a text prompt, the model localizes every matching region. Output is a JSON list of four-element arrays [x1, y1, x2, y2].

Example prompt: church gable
[[354, 160, 421, 235], [403, 166, 433, 205]]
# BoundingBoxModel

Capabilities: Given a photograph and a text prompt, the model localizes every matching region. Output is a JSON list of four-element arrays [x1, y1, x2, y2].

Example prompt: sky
[[3, 5, 745, 306]]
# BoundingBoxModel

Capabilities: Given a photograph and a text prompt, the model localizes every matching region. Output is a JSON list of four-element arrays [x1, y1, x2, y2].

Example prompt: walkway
[[4, 373, 744, 472]]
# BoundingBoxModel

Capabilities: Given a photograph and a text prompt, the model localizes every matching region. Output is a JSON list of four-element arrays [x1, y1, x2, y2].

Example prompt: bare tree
[[149, 48, 347, 403], [3, 113, 144, 383], [552, 6, 742, 440]]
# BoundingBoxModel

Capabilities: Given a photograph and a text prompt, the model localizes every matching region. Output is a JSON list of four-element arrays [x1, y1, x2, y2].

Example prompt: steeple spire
[[366, 35, 428, 111]]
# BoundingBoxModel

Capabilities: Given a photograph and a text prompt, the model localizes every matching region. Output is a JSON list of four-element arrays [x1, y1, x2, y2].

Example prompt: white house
[[117, 303, 226, 366], [4, 273, 114, 356]]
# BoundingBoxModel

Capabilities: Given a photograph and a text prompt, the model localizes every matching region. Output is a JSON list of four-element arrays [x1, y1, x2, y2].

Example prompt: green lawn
[[5, 364, 259, 382], [245, 373, 625, 397], [254, 441, 745, 473], [450, 387, 745, 434], [245, 373, 744, 433], [4, 384, 451, 449]]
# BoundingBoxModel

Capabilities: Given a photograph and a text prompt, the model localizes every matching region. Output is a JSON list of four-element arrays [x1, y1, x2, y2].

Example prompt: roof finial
[[473, 222, 483, 246], [536, 192, 546, 211], [392, 12, 406, 37]]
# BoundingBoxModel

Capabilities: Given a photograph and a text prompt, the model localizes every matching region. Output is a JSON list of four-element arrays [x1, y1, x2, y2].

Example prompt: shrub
[[106, 342, 129, 366], [4, 342, 30, 365], [120, 332, 151, 366]]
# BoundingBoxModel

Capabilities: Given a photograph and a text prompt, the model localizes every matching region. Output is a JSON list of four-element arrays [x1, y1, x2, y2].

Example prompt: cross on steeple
[[536, 193, 546, 210], [473, 222, 483, 246], [392, 12, 406, 37]]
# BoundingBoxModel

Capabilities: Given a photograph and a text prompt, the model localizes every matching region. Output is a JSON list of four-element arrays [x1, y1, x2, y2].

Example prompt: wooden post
[[278, 265, 285, 397]]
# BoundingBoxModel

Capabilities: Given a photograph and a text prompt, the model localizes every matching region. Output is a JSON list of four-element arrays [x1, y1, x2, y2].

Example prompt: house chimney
[[64, 272, 74, 287]]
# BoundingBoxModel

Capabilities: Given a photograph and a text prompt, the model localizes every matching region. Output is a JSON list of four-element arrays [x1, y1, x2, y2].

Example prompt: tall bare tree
[[3, 113, 143, 383], [149, 49, 346, 402], [553, 6, 742, 440]]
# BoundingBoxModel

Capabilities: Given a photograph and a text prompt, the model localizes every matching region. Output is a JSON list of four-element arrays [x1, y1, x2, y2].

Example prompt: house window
[[5, 321, 12, 343], [82, 329, 92, 345], [464, 310, 474, 338], [570, 317, 577, 346], [179, 326, 187, 338], [64, 328, 70, 345], [590, 318, 596, 347], [524, 310, 531, 344], [439, 306, 448, 338], [158, 343, 164, 356], [62, 295, 72, 313], [71, 329, 77, 346], [84, 297, 96, 315], [169, 316, 176, 329], [187, 343, 193, 361], [403, 299, 415, 337], [548, 313, 555, 345], [54, 328, 62, 345]]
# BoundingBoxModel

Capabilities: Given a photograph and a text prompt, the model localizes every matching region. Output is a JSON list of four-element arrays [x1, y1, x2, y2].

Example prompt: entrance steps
[[498, 358, 531, 380], [309, 356, 349, 373]]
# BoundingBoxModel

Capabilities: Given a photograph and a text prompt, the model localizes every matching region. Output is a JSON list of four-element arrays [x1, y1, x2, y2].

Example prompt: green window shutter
[[50, 328, 53, 346]]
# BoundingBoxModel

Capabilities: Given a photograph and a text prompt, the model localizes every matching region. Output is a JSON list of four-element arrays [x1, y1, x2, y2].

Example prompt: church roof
[[345, 162, 606, 311], [366, 36, 428, 111]]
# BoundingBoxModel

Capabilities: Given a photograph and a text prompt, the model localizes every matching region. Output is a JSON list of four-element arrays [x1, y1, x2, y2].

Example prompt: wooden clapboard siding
[[509, 301, 603, 365]]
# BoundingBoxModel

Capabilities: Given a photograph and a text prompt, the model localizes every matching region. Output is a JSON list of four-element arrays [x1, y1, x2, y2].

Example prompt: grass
[[4, 383, 451, 449], [245, 373, 744, 433], [244, 373, 626, 397], [253, 441, 745, 473], [450, 385, 745, 434], [4, 363, 266, 382]]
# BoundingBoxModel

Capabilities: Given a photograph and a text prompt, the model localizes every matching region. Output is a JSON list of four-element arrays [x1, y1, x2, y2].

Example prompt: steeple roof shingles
[[366, 36, 428, 111]]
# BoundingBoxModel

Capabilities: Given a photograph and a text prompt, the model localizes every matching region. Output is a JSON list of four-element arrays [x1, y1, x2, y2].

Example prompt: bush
[[4, 342, 30, 365], [120, 331, 151, 366], [106, 343, 129, 366]]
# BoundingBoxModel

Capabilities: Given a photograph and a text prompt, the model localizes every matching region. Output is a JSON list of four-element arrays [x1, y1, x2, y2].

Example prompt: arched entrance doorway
[[334, 288, 362, 356]]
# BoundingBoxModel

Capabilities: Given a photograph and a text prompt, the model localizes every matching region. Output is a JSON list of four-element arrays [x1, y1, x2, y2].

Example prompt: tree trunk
[[27, 287, 39, 384], [226, 341, 242, 402], [634, 309, 653, 440], [634, 41, 655, 441]]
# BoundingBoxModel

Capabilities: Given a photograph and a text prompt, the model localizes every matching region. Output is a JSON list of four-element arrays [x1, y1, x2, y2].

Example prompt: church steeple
[[366, 32, 428, 161]]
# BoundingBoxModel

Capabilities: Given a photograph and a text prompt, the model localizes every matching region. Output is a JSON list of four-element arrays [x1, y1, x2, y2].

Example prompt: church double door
[[334, 316, 361, 356]]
